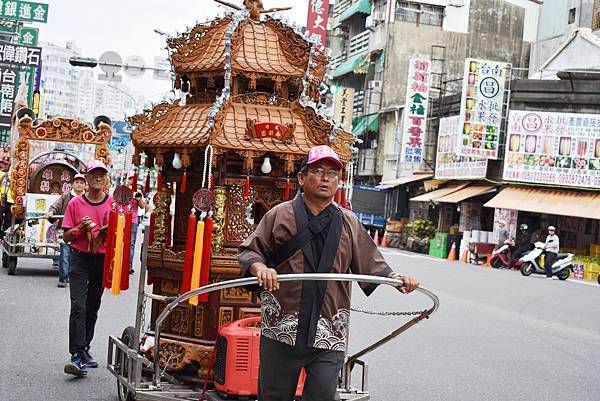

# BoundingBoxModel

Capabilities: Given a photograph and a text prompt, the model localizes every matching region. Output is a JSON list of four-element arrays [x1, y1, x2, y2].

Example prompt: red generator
[[213, 316, 305, 399]]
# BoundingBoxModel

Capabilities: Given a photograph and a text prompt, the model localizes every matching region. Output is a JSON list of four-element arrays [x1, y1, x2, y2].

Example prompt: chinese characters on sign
[[0, 1, 48, 23], [306, 0, 330, 51], [401, 56, 431, 164], [503, 110, 600, 189], [435, 116, 488, 179], [458, 58, 510, 159], [0, 44, 42, 67], [0, 67, 18, 136], [333, 87, 354, 132]]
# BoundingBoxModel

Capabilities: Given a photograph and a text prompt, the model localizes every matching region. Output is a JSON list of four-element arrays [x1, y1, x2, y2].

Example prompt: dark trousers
[[545, 252, 557, 278], [259, 336, 345, 401], [68, 249, 105, 355]]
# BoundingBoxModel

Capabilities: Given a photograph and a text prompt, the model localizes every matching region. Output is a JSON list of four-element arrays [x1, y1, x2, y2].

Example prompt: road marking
[[566, 278, 598, 287]]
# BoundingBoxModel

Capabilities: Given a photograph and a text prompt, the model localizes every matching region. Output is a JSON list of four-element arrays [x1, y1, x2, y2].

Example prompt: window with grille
[[395, 1, 444, 27]]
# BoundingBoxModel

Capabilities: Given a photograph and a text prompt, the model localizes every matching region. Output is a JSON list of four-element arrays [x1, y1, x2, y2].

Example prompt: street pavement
[[1, 246, 599, 401]]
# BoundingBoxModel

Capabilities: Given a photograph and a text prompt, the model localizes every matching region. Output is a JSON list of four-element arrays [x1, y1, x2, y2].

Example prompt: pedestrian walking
[[61, 160, 113, 377], [237, 145, 419, 401], [45, 173, 87, 287], [495, 219, 511, 250], [126, 171, 148, 274], [544, 225, 560, 279]]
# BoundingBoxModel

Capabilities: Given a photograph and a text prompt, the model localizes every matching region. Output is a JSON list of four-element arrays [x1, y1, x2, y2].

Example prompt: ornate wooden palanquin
[[129, 0, 354, 379]]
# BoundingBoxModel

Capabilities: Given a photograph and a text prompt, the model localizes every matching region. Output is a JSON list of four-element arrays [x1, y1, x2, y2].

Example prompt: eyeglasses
[[307, 167, 340, 179]]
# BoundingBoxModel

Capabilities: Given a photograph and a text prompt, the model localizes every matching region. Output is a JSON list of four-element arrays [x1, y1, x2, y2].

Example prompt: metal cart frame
[[1, 216, 62, 275], [107, 230, 440, 401]]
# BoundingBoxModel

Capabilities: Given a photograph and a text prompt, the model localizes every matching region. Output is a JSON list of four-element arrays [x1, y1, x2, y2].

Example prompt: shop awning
[[352, 113, 379, 136], [409, 184, 469, 202], [484, 187, 600, 220], [338, 0, 372, 23], [376, 173, 433, 189], [436, 185, 497, 204], [333, 53, 369, 78]]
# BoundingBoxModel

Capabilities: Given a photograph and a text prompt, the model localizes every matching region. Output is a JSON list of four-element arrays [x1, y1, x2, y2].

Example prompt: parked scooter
[[491, 239, 516, 269], [520, 242, 573, 280]]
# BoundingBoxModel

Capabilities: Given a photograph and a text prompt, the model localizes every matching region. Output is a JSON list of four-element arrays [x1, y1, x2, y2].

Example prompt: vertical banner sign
[[503, 110, 600, 189], [18, 26, 39, 109], [401, 56, 431, 164], [435, 116, 488, 179], [0, 66, 17, 144], [333, 87, 354, 132], [306, 0, 330, 51], [458, 58, 510, 159]]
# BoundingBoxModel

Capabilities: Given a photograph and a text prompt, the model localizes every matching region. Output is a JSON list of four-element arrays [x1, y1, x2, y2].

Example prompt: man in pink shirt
[[126, 171, 147, 274], [61, 160, 113, 377]]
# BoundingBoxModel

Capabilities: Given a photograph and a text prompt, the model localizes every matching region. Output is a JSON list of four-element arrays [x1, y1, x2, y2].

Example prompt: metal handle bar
[[3, 215, 65, 236], [152, 273, 440, 386]]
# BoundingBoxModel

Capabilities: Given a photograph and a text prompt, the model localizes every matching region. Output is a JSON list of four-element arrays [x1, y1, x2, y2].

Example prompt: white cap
[[498, 219, 506, 226], [548, 225, 556, 231]]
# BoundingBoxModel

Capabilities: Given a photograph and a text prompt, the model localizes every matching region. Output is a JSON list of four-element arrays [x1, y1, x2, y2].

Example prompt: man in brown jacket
[[45, 173, 86, 287], [238, 145, 419, 401]]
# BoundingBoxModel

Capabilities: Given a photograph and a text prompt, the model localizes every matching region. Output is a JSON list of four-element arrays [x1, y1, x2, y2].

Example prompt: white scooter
[[519, 242, 573, 280]]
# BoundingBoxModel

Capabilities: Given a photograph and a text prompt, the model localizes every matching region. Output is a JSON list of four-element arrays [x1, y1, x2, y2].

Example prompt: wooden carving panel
[[219, 307, 235, 327], [171, 305, 192, 337], [239, 307, 261, 320], [226, 185, 255, 243], [194, 305, 205, 338], [221, 286, 253, 303], [161, 278, 180, 296]]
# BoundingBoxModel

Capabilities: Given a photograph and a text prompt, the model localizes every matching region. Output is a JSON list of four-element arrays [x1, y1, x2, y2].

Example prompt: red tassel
[[120, 211, 132, 291], [180, 212, 197, 295], [180, 171, 187, 193], [144, 174, 150, 193], [131, 173, 137, 192], [283, 178, 291, 201], [335, 188, 340, 204], [102, 209, 118, 289], [209, 174, 214, 191], [199, 217, 213, 302], [340, 185, 346, 208], [149, 212, 155, 244], [157, 172, 163, 192], [243, 175, 250, 197]]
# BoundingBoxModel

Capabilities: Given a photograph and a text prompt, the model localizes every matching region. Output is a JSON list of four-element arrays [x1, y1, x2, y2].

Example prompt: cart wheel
[[2, 251, 7, 268], [557, 269, 570, 281], [116, 326, 136, 401], [520, 263, 533, 276], [7, 257, 17, 275]]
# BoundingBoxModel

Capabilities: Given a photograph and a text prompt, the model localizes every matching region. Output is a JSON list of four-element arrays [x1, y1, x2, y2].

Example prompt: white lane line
[[566, 279, 599, 287], [380, 248, 447, 262]]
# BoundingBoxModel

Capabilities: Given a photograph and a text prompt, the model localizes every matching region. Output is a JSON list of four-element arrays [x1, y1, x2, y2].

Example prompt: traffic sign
[[0, 1, 49, 23]]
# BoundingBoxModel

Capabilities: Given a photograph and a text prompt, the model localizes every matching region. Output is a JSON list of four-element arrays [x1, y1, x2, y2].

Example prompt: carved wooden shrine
[[130, 0, 354, 380]]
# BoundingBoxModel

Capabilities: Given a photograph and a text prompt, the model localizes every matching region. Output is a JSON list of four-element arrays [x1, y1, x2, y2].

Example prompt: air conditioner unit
[[368, 80, 382, 89], [372, 10, 385, 22]]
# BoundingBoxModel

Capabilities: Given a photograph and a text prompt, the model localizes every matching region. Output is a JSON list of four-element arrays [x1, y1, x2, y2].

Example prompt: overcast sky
[[41, 0, 310, 104]]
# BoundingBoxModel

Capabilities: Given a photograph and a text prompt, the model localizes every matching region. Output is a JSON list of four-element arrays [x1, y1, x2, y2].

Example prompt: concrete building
[[529, 0, 596, 78], [329, 0, 539, 190]]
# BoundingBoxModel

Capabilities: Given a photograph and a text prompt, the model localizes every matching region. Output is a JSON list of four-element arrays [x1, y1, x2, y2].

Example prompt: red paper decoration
[[180, 171, 187, 193], [283, 178, 291, 201]]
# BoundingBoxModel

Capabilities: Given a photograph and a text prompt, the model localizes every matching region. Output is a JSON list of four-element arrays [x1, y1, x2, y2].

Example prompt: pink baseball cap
[[303, 145, 343, 170], [86, 160, 109, 174], [73, 173, 86, 182]]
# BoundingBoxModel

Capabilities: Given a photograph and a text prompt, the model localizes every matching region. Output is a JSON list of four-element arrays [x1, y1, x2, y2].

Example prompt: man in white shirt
[[544, 226, 560, 279]]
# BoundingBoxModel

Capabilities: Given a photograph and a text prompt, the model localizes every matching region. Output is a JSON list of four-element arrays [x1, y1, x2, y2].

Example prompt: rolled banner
[[199, 216, 213, 303], [102, 209, 118, 289], [189, 220, 205, 306], [120, 211, 133, 291], [180, 212, 197, 295], [111, 214, 125, 296]]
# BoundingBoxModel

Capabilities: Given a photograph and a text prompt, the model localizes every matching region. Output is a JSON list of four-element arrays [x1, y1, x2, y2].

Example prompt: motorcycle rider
[[544, 226, 560, 279], [511, 223, 532, 266]]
